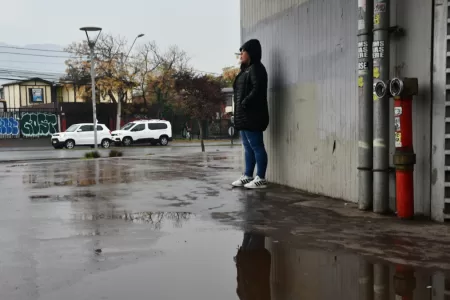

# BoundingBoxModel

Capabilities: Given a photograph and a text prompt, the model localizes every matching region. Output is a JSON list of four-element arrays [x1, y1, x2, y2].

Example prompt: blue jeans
[[241, 130, 268, 179]]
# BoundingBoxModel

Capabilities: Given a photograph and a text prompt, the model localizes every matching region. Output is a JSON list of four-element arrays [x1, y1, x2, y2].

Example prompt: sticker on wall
[[394, 117, 401, 131], [375, 3, 386, 13], [394, 107, 402, 116], [374, 14, 380, 25], [358, 76, 364, 88], [395, 132, 402, 148], [358, 41, 369, 59], [358, 19, 365, 30], [372, 41, 385, 59], [373, 67, 380, 79]]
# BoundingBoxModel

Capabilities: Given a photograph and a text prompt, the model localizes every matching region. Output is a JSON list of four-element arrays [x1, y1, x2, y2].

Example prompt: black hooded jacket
[[233, 39, 269, 132]]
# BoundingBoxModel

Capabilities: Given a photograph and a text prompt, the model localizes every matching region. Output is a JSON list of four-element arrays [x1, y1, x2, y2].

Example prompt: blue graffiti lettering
[[0, 117, 19, 136]]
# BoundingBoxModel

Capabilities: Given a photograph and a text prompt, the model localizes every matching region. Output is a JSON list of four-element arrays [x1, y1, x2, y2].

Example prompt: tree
[[174, 71, 226, 152], [146, 46, 190, 118], [129, 45, 190, 119], [222, 66, 240, 87], [132, 41, 161, 108], [63, 34, 137, 104]]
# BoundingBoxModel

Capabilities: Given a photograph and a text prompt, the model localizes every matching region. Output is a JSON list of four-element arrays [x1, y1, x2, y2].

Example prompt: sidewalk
[[0, 138, 240, 152]]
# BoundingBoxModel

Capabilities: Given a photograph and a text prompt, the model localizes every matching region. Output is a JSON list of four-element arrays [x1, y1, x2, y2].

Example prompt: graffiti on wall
[[0, 117, 20, 136], [20, 113, 58, 137]]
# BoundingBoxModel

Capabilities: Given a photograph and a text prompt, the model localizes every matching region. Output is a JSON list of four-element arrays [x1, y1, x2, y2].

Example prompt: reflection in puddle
[[73, 211, 192, 229], [236, 232, 447, 300]]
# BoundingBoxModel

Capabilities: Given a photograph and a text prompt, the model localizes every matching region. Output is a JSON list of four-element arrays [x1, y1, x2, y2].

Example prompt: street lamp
[[80, 26, 102, 149], [116, 33, 144, 130]]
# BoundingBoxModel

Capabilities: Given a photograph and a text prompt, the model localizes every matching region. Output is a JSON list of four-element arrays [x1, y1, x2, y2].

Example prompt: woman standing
[[232, 39, 269, 189]]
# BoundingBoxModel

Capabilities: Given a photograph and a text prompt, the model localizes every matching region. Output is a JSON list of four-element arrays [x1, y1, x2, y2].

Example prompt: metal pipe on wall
[[372, 0, 390, 213], [358, 0, 374, 210], [373, 264, 390, 300]]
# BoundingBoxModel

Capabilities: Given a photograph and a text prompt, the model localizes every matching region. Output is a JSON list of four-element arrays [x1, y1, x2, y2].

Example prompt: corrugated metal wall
[[241, 0, 433, 213]]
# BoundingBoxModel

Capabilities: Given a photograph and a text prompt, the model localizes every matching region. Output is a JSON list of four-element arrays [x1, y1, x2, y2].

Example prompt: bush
[[84, 151, 101, 159], [109, 150, 123, 157]]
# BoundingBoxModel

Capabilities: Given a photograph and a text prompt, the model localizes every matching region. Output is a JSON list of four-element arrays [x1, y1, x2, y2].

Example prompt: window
[[131, 124, 145, 132], [66, 124, 79, 132], [97, 125, 104, 131], [80, 125, 94, 132], [121, 122, 135, 131], [148, 123, 168, 130], [226, 95, 232, 107]]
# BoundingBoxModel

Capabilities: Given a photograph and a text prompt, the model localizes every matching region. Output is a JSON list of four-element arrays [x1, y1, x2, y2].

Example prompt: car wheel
[[65, 140, 75, 149], [122, 137, 133, 147], [101, 139, 111, 149], [159, 136, 169, 146]]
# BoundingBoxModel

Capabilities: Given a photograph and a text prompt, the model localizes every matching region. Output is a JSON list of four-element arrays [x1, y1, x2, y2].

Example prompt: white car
[[111, 120, 172, 146], [51, 123, 113, 149]]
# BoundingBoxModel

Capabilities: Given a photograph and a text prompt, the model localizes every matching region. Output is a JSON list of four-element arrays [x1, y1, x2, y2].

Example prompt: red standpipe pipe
[[394, 264, 416, 300], [394, 96, 414, 219], [61, 117, 67, 132]]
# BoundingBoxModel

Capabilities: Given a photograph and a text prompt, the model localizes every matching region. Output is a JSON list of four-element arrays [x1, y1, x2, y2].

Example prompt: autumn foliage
[[174, 71, 226, 151]]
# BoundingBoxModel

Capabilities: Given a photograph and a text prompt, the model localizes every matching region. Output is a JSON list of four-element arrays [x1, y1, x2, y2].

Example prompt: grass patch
[[84, 151, 101, 159], [109, 150, 123, 157]]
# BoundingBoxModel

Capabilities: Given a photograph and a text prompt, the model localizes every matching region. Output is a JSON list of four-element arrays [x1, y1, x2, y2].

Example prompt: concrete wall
[[241, 0, 433, 215]]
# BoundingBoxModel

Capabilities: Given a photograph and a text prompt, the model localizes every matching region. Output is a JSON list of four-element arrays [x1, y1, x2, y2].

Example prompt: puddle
[[235, 232, 441, 300]]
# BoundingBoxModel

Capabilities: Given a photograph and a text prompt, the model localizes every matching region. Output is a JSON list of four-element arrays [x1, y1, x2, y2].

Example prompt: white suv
[[51, 123, 113, 149], [111, 120, 172, 146]]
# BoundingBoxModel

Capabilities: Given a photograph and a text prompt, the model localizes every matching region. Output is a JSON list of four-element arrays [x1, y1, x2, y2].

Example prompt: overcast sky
[[0, 0, 240, 82]]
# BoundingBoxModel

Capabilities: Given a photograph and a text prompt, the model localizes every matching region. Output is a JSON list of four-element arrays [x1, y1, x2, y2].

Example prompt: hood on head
[[240, 39, 262, 64]]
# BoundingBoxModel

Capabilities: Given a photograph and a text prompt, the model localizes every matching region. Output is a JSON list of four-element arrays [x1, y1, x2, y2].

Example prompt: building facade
[[240, 0, 446, 220], [1, 77, 132, 108]]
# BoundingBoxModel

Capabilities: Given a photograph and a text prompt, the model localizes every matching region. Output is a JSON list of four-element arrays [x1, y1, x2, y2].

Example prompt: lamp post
[[116, 33, 144, 130], [80, 26, 102, 149]]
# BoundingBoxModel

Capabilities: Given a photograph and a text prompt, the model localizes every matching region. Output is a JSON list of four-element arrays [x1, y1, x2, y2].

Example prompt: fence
[[122, 113, 235, 140], [0, 108, 59, 139]]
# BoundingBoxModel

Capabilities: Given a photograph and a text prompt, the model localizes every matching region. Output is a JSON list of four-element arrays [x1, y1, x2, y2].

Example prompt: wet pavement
[[0, 142, 238, 163], [2, 148, 450, 299]]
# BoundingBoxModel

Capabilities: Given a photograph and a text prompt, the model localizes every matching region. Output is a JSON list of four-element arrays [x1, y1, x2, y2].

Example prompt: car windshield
[[65, 125, 79, 132], [121, 123, 135, 131]]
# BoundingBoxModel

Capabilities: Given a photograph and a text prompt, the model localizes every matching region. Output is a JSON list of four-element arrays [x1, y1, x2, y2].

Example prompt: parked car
[[111, 120, 172, 146], [51, 123, 112, 149]]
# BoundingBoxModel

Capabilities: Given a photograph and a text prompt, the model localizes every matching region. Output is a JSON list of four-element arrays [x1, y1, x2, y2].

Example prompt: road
[[1, 148, 450, 299]]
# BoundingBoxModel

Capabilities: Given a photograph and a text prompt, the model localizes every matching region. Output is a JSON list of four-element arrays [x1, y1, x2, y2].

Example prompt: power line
[[0, 66, 64, 75], [0, 59, 65, 65], [0, 51, 72, 59], [0, 45, 69, 53]]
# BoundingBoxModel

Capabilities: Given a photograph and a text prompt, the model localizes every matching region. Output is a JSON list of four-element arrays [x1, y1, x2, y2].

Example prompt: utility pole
[[80, 26, 102, 150], [90, 45, 98, 149], [116, 33, 144, 130]]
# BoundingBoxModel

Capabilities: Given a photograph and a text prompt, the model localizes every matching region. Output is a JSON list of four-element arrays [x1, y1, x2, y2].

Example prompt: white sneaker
[[232, 175, 253, 187], [244, 176, 268, 189]]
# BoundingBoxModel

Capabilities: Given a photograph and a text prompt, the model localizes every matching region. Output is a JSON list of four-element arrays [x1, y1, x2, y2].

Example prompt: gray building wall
[[241, 0, 433, 216]]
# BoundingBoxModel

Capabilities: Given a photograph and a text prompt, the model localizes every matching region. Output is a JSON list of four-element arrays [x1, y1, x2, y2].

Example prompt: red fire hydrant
[[390, 78, 418, 219]]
